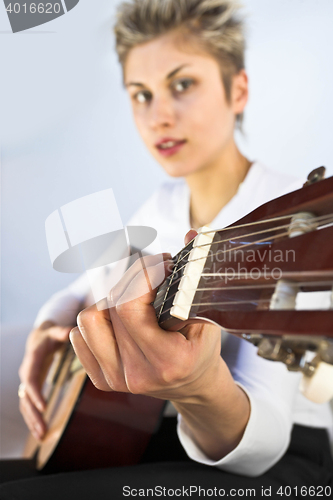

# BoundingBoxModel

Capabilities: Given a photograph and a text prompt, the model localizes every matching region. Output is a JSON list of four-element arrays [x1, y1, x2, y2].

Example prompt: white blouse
[[34, 162, 333, 476]]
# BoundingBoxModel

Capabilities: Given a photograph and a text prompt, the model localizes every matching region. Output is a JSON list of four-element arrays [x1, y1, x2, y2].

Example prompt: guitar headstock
[[154, 168, 333, 403]]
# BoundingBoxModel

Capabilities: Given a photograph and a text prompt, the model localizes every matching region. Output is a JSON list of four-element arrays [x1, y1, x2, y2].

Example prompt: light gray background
[[1, 0, 333, 456]]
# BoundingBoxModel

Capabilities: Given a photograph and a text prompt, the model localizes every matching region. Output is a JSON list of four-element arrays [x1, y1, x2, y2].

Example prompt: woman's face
[[124, 30, 248, 178]]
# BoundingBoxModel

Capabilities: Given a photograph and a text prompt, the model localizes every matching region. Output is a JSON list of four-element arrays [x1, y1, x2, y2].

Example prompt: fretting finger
[[184, 229, 198, 245], [108, 253, 171, 307], [70, 327, 113, 391], [115, 261, 188, 364], [75, 306, 128, 392], [108, 308, 152, 394]]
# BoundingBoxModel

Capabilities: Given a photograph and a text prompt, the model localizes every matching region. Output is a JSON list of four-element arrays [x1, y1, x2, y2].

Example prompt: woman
[[1, 0, 332, 497]]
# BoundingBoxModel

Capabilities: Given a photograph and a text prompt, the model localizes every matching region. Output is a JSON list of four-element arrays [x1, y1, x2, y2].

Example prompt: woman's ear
[[231, 69, 249, 115]]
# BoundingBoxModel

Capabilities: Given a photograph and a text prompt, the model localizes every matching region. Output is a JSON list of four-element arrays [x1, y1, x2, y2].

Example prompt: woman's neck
[[186, 141, 251, 230]]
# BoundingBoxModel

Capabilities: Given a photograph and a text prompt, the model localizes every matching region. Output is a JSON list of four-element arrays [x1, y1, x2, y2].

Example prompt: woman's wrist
[[172, 360, 251, 460]]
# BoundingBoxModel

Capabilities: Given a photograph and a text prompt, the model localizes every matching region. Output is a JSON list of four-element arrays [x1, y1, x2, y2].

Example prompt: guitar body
[[41, 381, 165, 472], [24, 346, 165, 472]]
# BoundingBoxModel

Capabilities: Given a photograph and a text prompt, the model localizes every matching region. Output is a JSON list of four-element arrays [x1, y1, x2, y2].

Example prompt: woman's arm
[[173, 365, 250, 461], [177, 334, 300, 476]]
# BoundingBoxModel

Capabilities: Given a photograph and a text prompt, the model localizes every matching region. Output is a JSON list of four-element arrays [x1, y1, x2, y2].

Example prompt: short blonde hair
[[114, 0, 246, 124]]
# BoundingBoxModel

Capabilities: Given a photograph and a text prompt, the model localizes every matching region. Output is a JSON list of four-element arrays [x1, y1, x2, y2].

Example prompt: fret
[[170, 229, 215, 321], [154, 241, 194, 320]]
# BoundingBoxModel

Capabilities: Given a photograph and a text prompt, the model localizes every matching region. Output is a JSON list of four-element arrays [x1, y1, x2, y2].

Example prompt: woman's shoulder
[[250, 161, 304, 198], [252, 162, 305, 198], [218, 161, 305, 226]]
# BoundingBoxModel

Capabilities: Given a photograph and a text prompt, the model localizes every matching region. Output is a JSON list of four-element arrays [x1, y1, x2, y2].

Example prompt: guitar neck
[[154, 175, 333, 338]]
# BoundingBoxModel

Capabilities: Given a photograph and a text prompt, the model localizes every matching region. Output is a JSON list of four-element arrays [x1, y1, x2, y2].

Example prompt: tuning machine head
[[242, 333, 333, 403], [303, 166, 326, 187]]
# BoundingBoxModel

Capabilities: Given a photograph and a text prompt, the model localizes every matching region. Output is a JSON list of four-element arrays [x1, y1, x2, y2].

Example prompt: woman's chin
[[159, 161, 199, 178]]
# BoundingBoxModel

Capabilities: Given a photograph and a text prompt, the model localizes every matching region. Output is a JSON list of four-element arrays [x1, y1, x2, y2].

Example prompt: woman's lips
[[155, 139, 187, 157]]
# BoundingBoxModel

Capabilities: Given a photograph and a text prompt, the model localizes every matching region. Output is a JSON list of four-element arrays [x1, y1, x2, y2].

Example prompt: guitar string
[[153, 213, 333, 319], [182, 215, 333, 271], [154, 228, 333, 316], [155, 222, 287, 299], [157, 278, 333, 318], [192, 214, 298, 235], [158, 279, 333, 296], [154, 218, 333, 309], [179, 213, 332, 259], [154, 273, 333, 310], [161, 214, 300, 282], [195, 212, 333, 237], [154, 212, 333, 284], [154, 222, 288, 302], [193, 298, 333, 309], [169, 218, 295, 272], [155, 215, 333, 308], [178, 213, 333, 266], [158, 297, 333, 319], [190, 213, 333, 252], [155, 213, 333, 300]]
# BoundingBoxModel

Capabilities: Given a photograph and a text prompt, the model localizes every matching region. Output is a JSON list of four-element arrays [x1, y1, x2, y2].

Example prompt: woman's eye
[[172, 79, 194, 93], [134, 91, 152, 103]]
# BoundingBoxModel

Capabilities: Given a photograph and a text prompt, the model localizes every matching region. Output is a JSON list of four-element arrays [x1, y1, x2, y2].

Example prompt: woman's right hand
[[18, 321, 72, 441]]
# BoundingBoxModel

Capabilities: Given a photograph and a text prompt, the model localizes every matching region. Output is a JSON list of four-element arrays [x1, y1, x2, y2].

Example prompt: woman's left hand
[[70, 231, 250, 460], [70, 250, 222, 405]]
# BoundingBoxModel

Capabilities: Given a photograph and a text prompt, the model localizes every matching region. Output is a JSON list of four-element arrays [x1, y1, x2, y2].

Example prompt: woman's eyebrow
[[126, 82, 144, 88], [125, 64, 190, 88], [166, 63, 190, 79]]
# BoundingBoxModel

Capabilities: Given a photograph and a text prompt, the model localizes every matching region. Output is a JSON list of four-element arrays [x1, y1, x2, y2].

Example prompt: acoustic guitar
[[24, 167, 333, 472]]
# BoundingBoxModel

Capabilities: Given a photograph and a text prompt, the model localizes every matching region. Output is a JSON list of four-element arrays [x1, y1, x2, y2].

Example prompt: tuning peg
[[300, 361, 333, 403], [303, 166, 326, 187]]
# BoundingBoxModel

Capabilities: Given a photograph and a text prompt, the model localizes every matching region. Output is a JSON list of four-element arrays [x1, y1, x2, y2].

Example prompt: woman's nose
[[148, 96, 176, 130]]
